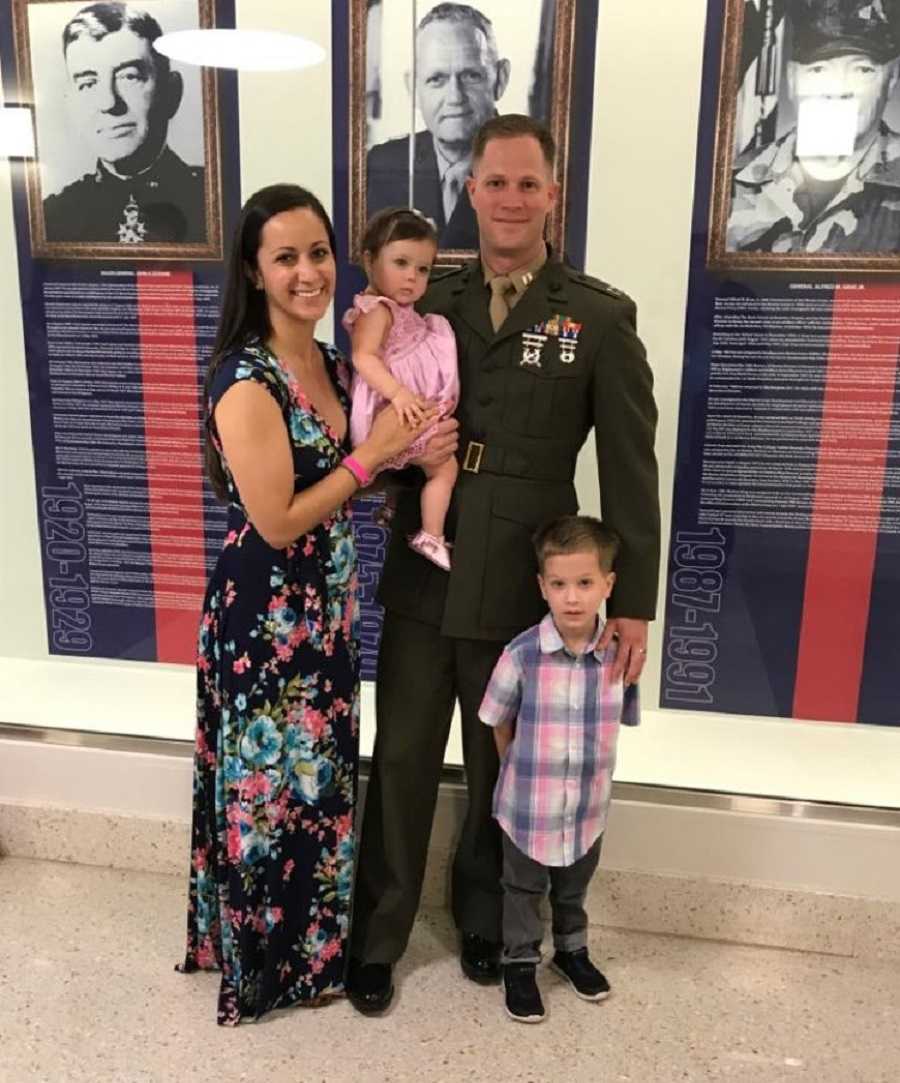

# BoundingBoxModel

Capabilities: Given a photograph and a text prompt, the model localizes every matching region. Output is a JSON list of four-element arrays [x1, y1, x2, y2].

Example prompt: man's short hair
[[533, 515, 621, 574], [418, 2, 499, 61], [472, 114, 556, 170], [62, 2, 170, 77]]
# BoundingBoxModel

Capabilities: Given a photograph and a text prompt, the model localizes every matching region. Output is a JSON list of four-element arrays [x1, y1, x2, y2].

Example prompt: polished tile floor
[[1, 857, 897, 1083]]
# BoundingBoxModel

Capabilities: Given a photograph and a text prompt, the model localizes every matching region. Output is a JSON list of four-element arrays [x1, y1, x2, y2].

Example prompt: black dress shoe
[[460, 932, 501, 984], [347, 958, 394, 1014]]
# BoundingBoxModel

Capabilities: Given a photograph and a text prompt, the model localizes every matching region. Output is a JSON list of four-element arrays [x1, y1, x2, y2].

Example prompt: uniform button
[[478, 392, 493, 406]]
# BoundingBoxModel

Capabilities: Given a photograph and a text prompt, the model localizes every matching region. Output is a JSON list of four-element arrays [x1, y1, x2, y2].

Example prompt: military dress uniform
[[43, 146, 205, 245], [350, 251, 660, 965]]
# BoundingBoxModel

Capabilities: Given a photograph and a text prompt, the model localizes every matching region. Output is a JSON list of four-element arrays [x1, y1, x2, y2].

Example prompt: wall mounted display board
[[1, 0, 241, 664], [664, 0, 900, 725], [331, 0, 600, 675]]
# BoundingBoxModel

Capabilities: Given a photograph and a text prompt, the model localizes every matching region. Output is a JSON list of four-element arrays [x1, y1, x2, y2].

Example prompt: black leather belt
[[461, 439, 574, 483]]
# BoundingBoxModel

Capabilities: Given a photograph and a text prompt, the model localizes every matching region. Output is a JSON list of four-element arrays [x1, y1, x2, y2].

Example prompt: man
[[348, 114, 660, 1013], [366, 2, 511, 250], [728, 0, 900, 253], [43, 2, 205, 245]]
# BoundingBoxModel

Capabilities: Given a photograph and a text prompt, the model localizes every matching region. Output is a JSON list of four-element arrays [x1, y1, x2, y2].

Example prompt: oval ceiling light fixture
[[154, 29, 326, 72]]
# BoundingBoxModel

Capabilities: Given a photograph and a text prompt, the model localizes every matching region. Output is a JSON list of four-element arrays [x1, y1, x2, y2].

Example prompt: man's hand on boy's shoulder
[[599, 617, 648, 686]]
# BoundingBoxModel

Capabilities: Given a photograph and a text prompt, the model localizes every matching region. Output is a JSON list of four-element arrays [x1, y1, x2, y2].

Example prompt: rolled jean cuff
[[553, 930, 588, 953], [502, 944, 542, 966]]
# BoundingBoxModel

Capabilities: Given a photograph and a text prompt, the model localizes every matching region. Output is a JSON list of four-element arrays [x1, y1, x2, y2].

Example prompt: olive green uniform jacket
[[376, 255, 660, 642]]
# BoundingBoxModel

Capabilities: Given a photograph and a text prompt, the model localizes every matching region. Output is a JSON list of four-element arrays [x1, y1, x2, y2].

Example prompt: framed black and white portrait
[[709, 0, 900, 271], [13, 0, 223, 260], [349, 0, 575, 263]]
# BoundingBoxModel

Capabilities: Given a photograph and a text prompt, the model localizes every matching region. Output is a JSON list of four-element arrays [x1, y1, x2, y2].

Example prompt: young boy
[[479, 515, 639, 1023]]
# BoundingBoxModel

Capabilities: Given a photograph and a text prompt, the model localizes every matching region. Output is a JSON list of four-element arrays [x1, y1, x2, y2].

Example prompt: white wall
[[1, 1, 898, 808]]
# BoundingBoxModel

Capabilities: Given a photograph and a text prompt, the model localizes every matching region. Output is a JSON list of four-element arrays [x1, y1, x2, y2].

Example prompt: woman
[[177, 185, 432, 1024]]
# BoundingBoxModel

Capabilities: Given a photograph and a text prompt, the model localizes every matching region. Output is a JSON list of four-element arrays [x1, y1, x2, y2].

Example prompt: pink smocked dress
[[342, 293, 459, 471]]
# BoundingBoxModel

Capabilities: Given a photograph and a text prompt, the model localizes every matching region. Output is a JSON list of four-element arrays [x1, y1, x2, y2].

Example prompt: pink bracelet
[[341, 455, 372, 488]]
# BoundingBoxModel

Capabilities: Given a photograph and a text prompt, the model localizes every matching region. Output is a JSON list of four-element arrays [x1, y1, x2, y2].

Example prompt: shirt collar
[[482, 245, 548, 299], [95, 143, 170, 184], [434, 143, 472, 183], [538, 612, 607, 659]]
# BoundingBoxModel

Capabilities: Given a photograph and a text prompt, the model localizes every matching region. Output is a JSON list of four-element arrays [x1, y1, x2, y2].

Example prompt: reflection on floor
[[1, 857, 898, 1083]]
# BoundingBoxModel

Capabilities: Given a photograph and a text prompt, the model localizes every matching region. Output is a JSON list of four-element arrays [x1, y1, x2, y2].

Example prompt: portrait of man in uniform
[[16, 0, 220, 259], [710, 0, 900, 266], [354, 0, 571, 258], [367, 3, 511, 251]]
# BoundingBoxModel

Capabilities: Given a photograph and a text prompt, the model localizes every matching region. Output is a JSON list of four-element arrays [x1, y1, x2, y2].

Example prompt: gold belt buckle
[[462, 440, 485, 473]]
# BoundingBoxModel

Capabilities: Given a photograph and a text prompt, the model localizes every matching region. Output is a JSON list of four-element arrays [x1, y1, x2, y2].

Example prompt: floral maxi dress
[[178, 341, 359, 1025]]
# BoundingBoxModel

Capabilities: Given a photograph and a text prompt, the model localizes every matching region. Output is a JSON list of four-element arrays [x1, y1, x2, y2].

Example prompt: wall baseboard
[[3, 744, 898, 961]]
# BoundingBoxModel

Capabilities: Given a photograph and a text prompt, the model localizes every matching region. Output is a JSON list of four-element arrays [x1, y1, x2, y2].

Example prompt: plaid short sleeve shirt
[[479, 614, 639, 867]]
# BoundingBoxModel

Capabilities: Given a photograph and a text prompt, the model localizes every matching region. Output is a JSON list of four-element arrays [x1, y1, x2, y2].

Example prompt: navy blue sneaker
[[503, 962, 545, 1023], [551, 948, 610, 1001]]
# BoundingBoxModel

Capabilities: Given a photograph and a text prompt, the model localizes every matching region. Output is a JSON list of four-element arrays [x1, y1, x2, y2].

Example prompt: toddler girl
[[343, 207, 459, 571]]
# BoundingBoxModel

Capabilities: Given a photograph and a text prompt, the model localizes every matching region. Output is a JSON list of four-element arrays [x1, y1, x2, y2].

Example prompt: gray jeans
[[501, 830, 603, 964]]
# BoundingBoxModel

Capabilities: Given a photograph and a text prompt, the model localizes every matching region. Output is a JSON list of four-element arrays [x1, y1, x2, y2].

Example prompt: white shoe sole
[[549, 961, 611, 1002], [505, 1005, 545, 1023]]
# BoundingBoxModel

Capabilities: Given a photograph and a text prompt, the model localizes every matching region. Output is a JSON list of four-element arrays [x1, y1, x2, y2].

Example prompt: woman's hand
[[361, 400, 439, 467], [410, 417, 459, 468], [390, 386, 429, 425]]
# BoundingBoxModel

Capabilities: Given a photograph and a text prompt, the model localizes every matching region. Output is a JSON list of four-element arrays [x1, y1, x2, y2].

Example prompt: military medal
[[117, 195, 147, 244], [559, 316, 583, 364], [528, 314, 582, 365], [520, 331, 547, 368]]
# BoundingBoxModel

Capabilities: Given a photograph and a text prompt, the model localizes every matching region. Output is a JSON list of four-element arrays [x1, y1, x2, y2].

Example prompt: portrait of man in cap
[[23, 0, 213, 255], [725, 0, 900, 256]]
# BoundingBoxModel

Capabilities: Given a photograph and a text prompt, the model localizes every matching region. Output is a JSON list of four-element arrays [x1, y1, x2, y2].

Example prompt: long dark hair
[[204, 184, 336, 502]]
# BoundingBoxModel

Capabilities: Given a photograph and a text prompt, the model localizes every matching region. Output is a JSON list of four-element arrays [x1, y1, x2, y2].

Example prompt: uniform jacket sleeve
[[592, 296, 660, 619]]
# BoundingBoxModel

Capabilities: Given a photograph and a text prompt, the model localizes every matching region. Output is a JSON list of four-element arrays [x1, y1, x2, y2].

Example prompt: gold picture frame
[[708, 0, 900, 272], [12, 0, 223, 261], [349, 0, 576, 264]]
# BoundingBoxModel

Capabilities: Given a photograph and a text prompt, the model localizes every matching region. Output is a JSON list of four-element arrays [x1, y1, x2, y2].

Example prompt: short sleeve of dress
[[340, 292, 401, 335], [208, 349, 287, 417]]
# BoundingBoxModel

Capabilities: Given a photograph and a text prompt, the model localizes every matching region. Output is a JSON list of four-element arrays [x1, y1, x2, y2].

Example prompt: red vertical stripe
[[793, 285, 900, 723], [137, 270, 206, 664]]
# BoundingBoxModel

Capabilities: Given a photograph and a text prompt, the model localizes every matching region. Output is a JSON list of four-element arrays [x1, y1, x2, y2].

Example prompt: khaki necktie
[[489, 275, 514, 332]]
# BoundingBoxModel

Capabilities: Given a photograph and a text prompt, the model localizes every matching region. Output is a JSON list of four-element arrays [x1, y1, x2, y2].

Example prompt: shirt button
[[478, 392, 493, 406]]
